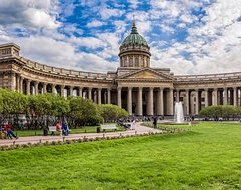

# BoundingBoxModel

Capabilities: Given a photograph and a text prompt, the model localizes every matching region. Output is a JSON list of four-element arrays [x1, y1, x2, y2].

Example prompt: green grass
[[1, 122, 241, 189], [14, 126, 124, 137]]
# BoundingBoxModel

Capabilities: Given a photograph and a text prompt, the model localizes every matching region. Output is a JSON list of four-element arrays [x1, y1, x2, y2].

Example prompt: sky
[[0, 0, 241, 75]]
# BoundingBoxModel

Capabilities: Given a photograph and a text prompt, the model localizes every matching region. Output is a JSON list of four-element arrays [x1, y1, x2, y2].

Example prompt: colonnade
[[13, 75, 241, 116], [15, 75, 111, 105], [176, 87, 241, 116]]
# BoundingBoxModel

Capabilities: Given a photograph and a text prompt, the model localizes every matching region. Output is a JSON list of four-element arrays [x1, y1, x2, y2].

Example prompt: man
[[4, 122, 18, 139], [153, 117, 157, 128]]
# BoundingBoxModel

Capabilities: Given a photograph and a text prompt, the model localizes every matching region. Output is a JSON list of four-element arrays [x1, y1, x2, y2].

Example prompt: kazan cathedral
[[0, 22, 241, 116]]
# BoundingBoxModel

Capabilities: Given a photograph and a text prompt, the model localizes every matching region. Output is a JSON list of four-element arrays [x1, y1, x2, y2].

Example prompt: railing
[[17, 56, 113, 80], [175, 72, 241, 81]]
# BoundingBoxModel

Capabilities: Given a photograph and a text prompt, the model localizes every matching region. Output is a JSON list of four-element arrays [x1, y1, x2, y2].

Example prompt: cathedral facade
[[0, 23, 240, 116]]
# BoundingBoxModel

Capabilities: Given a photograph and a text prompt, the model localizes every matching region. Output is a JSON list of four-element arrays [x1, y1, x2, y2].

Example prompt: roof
[[120, 22, 149, 47]]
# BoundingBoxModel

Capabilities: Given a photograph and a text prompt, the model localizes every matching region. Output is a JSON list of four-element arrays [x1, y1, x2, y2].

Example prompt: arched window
[[135, 57, 139, 67]]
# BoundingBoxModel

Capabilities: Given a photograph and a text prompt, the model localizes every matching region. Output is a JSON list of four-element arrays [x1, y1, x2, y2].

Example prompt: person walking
[[153, 117, 157, 129]]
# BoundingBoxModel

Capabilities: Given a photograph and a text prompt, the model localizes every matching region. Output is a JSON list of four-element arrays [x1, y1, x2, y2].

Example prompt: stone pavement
[[0, 123, 161, 147]]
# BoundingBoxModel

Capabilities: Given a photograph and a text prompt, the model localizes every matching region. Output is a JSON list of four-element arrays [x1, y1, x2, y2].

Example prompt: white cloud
[[0, 0, 60, 31], [129, 0, 140, 9], [86, 20, 105, 28], [99, 7, 124, 19], [68, 36, 106, 49]]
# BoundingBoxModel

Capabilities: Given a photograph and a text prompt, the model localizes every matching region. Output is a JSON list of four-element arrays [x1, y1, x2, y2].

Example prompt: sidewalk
[[0, 123, 161, 147]]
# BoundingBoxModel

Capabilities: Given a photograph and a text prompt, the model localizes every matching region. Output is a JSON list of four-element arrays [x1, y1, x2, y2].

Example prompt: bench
[[100, 124, 117, 132], [48, 126, 62, 136]]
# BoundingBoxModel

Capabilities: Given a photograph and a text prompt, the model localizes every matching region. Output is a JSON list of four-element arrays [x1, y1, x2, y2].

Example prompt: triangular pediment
[[118, 68, 173, 80]]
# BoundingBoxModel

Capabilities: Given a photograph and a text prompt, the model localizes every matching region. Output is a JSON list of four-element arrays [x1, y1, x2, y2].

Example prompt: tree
[[0, 88, 28, 117], [199, 105, 239, 121], [68, 97, 102, 127], [29, 93, 71, 128], [98, 104, 128, 122]]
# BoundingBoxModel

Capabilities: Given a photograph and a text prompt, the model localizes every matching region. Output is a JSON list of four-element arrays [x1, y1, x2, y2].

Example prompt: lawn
[[14, 126, 124, 137], [1, 122, 241, 189]]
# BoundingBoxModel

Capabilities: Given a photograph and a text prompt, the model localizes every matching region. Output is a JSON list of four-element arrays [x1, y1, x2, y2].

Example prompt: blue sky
[[0, 0, 241, 74]]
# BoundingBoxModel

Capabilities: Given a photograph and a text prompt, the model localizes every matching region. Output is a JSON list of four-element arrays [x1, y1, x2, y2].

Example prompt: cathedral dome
[[120, 22, 149, 48], [119, 21, 151, 68]]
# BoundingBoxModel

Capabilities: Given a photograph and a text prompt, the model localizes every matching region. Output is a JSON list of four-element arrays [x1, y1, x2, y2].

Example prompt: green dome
[[121, 22, 148, 47]]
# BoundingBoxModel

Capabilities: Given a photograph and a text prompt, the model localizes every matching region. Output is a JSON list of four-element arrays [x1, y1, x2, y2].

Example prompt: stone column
[[127, 87, 132, 115], [10, 72, 15, 91], [78, 87, 83, 97], [98, 88, 102, 104], [233, 87, 237, 106], [137, 87, 143, 116], [147, 87, 154, 116], [26, 80, 30, 95], [117, 87, 122, 108], [169, 88, 174, 115], [223, 88, 228, 105], [204, 89, 209, 107], [157, 88, 164, 115], [88, 88, 92, 100], [69, 86, 73, 97], [15, 75, 19, 91], [61, 85, 65, 97], [176, 89, 180, 102], [213, 89, 218, 105], [43, 83, 47, 94], [19, 77, 23, 93], [195, 90, 199, 115], [34, 82, 38, 95], [52, 84, 56, 94], [185, 89, 189, 115], [107, 88, 111, 104]]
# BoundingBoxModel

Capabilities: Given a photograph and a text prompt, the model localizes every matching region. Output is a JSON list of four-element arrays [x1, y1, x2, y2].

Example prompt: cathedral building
[[0, 22, 240, 116]]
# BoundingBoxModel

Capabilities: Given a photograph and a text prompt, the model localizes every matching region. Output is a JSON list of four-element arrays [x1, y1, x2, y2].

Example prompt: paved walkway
[[0, 123, 161, 147]]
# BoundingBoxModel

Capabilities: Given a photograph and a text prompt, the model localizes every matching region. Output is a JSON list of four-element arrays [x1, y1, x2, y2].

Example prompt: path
[[0, 123, 161, 147]]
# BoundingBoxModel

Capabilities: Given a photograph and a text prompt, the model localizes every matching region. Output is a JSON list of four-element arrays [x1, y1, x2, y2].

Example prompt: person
[[131, 119, 136, 130], [62, 122, 69, 136], [0, 125, 6, 139], [153, 117, 157, 128], [4, 122, 18, 139], [55, 121, 62, 136]]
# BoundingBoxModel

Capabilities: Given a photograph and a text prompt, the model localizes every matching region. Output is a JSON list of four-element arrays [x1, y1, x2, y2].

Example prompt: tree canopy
[[0, 88, 130, 128], [98, 104, 129, 122], [199, 105, 240, 120]]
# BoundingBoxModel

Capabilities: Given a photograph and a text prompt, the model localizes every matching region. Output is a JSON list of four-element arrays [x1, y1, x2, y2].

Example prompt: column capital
[[128, 87, 133, 90], [158, 87, 164, 91]]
